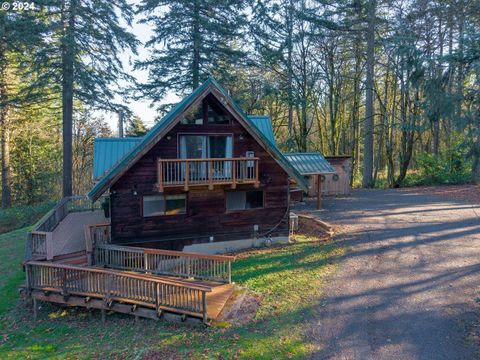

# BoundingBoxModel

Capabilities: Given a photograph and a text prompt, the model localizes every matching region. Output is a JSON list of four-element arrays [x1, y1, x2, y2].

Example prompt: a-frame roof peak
[[88, 78, 308, 200]]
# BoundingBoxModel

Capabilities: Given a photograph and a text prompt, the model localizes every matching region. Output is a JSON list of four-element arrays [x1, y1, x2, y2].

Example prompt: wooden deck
[[25, 246, 236, 324], [30, 279, 235, 322], [24, 197, 238, 325], [206, 283, 236, 319]]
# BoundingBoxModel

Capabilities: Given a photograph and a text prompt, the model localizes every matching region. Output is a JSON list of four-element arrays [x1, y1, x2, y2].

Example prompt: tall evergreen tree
[[33, 0, 138, 197], [251, 0, 296, 140], [0, 8, 44, 207], [125, 115, 148, 137], [135, 0, 247, 107]]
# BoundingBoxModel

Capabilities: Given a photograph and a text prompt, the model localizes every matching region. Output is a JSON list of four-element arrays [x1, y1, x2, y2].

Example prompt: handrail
[[104, 244, 236, 262], [26, 260, 212, 291], [158, 157, 259, 191], [158, 157, 259, 162], [25, 260, 212, 322], [94, 244, 235, 283]]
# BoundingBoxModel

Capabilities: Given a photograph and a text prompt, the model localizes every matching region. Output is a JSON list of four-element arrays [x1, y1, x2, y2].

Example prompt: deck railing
[[93, 244, 235, 283], [27, 231, 49, 257], [25, 261, 212, 322], [85, 223, 111, 246], [25, 196, 106, 260], [157, 157, 259, 191]]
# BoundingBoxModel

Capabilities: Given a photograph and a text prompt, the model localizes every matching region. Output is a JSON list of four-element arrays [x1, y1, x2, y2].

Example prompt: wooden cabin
[[23, 80, 309, 323], [88, 78, 308, 253]]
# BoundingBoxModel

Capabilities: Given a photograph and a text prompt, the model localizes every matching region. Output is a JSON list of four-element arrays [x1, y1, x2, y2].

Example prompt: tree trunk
[[433, 120, 440, 155], [386, 69, 397, 187], [455, 1, 465, 119], [362, 0, 375, 188], [395, 86, 417, 186], [192, 0, 200, 89], [286, 0, 294, 147], [473, 117, 480, 184], [0, 103, 11, 209], [0, 34, 11, 208], [327, 47, 337, 155], [61, 0, 76, 197], [350, 34, 362, 186], [118, 111, 124, 138]]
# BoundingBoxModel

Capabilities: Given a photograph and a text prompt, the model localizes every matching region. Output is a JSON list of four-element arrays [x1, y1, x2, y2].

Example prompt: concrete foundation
[[183, 235, 290, 254]]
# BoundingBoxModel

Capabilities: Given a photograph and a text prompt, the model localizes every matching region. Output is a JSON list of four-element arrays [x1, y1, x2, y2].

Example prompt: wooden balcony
[[157, 157, 259, 191]]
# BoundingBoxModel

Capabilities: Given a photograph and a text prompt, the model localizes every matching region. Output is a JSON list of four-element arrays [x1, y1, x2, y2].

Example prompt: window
[[226, 190, 263, 211], [143, 194, 186, 217], [180, 104, 203, 125], [179, 135, 232, 158], [207, 104, 231, 124]]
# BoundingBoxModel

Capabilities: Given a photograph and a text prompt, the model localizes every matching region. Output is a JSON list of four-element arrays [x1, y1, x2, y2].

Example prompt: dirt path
[[298, 189, 480, 359]]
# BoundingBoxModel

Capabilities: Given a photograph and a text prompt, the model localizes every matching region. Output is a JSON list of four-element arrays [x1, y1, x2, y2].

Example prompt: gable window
[[143, 194, 186, 217], [226, 190, 264, 211], [180, 104, 203, 125], [207, 104, 231, 124]]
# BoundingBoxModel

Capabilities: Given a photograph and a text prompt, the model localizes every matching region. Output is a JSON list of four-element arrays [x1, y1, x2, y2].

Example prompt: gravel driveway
[[299, 189, 480, 359]]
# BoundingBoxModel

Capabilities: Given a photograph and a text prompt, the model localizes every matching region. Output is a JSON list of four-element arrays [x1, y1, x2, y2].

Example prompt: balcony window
[[226, 190, 264, 211], [143, 194, 186, 217]]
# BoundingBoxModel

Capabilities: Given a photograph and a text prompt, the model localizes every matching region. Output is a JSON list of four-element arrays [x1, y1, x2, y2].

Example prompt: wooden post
[[254, 159, 260, 188], [157, 159, 163, 192], [202, 291, 207, 324], [33, 297, 38, 321], [228, 261, 232, 284], [101, 308, 106, 323], [231, 160, 236, 189], [46, 232, 54, 261], [317, 174, 322, 210], [62, 268, 68, 297], [25, 263, 32, 296], [184, 160, 189, 191], [85, 225, 93, 266], [208, 160, 213, 190]]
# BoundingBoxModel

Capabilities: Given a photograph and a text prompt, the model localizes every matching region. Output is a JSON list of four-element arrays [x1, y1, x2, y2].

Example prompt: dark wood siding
[[110, 98, 290, 250]]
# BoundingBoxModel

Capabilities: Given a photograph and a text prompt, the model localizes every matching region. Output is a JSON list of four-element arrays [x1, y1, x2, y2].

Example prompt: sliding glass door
[[179, 135, 232, 181], [209, 136, 232, 179]]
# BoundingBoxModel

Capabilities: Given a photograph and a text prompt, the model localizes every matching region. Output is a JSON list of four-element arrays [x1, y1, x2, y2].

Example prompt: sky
[[102, 17, 179, 135]]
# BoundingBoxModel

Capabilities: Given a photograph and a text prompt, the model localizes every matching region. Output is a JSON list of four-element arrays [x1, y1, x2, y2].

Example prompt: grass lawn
[[0, 229, 344, 359]]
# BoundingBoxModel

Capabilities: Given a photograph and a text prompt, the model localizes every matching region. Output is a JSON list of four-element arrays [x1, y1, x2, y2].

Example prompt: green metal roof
[[247, 115, 276, 146], [88, 77, 308, 200], [284, 152, 336, 175], [92, 117, 275, 181], [93, 138, 142, 180]]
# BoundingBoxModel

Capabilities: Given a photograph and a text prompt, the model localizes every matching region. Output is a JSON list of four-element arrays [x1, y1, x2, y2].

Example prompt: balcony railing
[[157, 157, 259, 191]]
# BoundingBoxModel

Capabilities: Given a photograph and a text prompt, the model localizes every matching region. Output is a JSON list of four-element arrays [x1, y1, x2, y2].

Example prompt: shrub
[[0, 201, 55, 234], [405, 151, 471, 186]]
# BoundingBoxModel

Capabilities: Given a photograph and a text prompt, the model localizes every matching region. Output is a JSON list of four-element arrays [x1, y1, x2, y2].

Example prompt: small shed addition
[[324, 156, 352, 196], [284, 152, 336, 209]]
